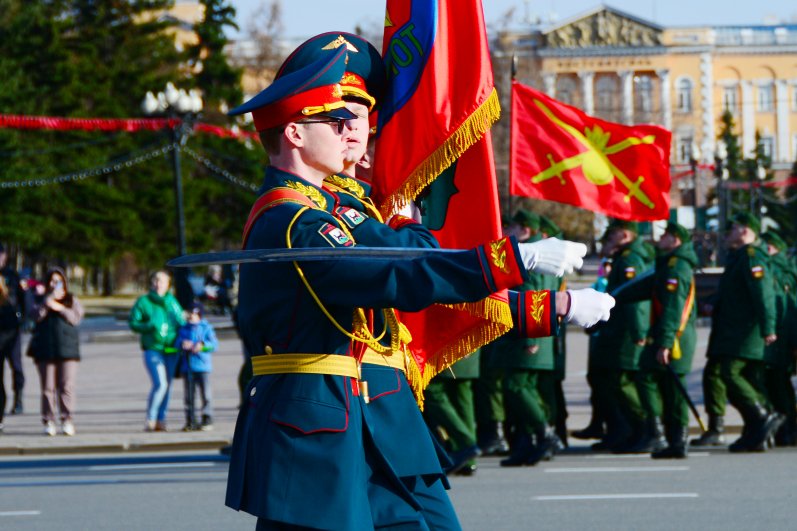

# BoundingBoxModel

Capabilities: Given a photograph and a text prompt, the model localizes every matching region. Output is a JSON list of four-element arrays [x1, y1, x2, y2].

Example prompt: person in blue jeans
[[129, 271, 185, 432], [176, 301, 218, 431]]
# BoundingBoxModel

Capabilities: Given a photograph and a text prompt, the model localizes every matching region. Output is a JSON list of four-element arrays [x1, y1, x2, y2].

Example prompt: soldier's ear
[[283, 123, 306, 148]]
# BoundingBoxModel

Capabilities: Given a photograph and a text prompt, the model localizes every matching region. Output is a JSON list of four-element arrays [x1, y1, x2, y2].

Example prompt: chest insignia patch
[[666, 278, 678, 292], [751, 265, 764, 279], [624, 266, 636, 279], [336, 206, 367, 228], [318, 223, 354, 247]]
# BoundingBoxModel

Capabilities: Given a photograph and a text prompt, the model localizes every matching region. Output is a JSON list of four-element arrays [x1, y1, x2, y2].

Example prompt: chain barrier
[[0, 144, 175, 189], [181, 145, 259, 193]]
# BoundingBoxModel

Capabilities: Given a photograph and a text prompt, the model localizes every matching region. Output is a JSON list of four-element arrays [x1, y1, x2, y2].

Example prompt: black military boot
[[500, 432, 535, 467], [690, 415, 725, 446], [10, 395, 22, 415], [572, 419, 605, 440], [479, 422, 510, 456], [774, 418, 797, 447], [591, 412, 630, 451], [446, 444, 482, 475], [621, 417, 667, 454], [652, 426, 689, 459], [524, 426, 560, 466], [730, 405, 780, 452]]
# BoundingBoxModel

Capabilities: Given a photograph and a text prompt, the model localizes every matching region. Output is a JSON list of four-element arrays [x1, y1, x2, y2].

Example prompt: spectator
[[27, 268, 84, 436], [129, 270, 185, 432], [203, 265, 232, 315], [0, 243, 26, 421], [175, 301, 218, 431]]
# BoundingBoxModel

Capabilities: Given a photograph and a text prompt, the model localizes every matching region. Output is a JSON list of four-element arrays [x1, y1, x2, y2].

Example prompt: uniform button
[[264, 345, 273, 355], [250, 387, 257, 397]]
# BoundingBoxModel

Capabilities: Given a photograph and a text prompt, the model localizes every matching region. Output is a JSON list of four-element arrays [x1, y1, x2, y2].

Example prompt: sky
[[226, 0, 797, 40]]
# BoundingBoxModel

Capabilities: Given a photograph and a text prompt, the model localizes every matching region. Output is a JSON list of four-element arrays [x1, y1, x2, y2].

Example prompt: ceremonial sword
[[166, 247, 464, 268]]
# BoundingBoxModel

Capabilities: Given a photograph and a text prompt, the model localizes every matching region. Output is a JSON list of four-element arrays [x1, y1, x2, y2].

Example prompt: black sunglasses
[[298, 118, 348, 134]]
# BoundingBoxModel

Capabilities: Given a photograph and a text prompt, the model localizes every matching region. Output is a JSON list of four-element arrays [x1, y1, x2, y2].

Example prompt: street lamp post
[[690, 142, 701, 228], [756, 163, 766, 221], [142, 83, 203, 309]]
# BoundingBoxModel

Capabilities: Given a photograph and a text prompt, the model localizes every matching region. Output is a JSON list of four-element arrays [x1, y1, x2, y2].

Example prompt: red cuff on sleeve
[[482, 237, 525, 291], [523, 290, 553, 338], [387, 215, 419, 231]]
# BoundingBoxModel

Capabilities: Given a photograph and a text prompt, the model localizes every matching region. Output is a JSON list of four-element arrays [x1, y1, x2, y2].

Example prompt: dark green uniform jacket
[[706, 242, 776, 361], [764, 251, 797, 367], [614, 242, 698, 374], [592, 237, 653, 370]]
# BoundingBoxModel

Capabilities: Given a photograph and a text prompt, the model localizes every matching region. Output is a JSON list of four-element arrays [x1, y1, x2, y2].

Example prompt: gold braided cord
[[379, 88, 501, 218], [285, 208, 396, 353]]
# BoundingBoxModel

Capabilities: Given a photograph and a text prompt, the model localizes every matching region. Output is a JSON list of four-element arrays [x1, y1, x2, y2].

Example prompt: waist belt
[[251, 353, 359, 378], [360, 347, 407, 373]]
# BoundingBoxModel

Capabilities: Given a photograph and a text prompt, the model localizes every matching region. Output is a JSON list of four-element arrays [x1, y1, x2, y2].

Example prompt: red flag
[[510, 81, 672, 221], [374, 0, 511, 403]]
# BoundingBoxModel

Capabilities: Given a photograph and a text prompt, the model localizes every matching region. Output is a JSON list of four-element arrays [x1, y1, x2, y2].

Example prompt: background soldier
[[707, 213, 779, 453], [590, 220, 654, 452], [614, 222, 698, 458], [760, 231, 797, 446]]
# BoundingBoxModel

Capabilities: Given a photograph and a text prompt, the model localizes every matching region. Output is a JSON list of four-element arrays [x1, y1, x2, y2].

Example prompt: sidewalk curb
[[0, 439, 230, 457]]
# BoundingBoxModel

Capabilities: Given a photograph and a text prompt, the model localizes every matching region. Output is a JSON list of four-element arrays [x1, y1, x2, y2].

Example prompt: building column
[[775, 80, 790, 162], [740, 81, 755, 157], [542, 72, 557, 97], [700, 53, 715, 160], [619, 70, 634, 124], [657, 69, 672, 131], [579, 71, 595, 115]]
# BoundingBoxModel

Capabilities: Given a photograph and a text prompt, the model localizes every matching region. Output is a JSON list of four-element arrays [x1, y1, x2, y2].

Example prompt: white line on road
[[535, 493, 699, 501], [0, 511, 41, 517], [545, 466, 689, 473], [89, 462, 216, 471], [586, 452, 709, 459]]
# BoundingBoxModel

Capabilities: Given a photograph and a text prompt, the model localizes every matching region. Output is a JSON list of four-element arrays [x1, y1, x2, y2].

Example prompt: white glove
[[391, 200, 422, 224], [564, 288, 615, 328], [518, 238, 587, 276]]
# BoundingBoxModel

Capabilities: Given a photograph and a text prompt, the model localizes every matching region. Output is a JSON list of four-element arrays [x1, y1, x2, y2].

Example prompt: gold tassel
[[405, 297, 513, 409], [380, 89, 502, 217]]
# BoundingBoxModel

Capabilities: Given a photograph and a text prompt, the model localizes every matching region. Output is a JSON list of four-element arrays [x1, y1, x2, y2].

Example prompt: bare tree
[[239, 0, 285, 87]]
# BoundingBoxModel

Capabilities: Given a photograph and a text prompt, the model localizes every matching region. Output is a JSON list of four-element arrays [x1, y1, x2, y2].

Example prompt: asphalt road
[[1, 447, 795, 531]]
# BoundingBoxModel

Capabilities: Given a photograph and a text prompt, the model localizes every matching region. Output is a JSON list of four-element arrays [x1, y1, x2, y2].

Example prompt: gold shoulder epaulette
[[326, 175, 365, 198], [285, 180, 327, 210], [622, 249, 631, 257], [668, 256, 678, 267], [747, 246, 756, 257]]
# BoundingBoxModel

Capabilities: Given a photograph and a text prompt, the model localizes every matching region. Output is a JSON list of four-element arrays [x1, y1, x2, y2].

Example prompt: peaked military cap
[[512, 209, 540, 230], [539, 215, 561, 237], [276, 32, 386, 112], [606, 218, 639, 235], [665, 221, 691, 243], [761, 230, 787, 251], [228, 47, 355, 131], [731, 212, 761, 235]]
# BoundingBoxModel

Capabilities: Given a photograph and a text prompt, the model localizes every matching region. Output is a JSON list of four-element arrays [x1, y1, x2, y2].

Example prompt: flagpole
[[506, 55, 518, 217]]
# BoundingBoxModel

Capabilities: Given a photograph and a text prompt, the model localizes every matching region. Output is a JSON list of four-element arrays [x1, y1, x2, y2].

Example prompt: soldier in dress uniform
[[613, 222, 698, 458], [706, 213, 779, 453], [590, 220, 654, 453], [224, 42, 612, 530], [760, 231, 797, 446]]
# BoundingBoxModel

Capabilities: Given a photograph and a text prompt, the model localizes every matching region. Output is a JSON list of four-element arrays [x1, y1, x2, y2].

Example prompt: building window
[[556, 77, 577, 106], [595, 76, 616, 113], [676, 78, 693, 113], [722, 86, 738, 114], [760, 136, 775, 159], [757, 83, 774, 112], [634, 75, 654, 113], [675, 136, 693, 164]]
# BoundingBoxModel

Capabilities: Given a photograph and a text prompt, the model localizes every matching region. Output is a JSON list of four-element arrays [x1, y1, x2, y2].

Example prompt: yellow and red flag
[[374, 0, 511, 402], [510, 81, 672, 221]]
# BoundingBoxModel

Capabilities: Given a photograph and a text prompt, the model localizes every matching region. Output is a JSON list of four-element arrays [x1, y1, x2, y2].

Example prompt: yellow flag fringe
[[379, 88, 502, 218], [405, 296, 513, 409]]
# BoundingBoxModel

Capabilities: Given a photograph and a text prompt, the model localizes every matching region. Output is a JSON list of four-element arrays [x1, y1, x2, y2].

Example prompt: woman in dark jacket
[[28, 268, 84, 436]]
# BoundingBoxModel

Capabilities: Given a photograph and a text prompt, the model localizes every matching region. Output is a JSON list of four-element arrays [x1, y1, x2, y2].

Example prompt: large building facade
[[498, 5, 797, 208]]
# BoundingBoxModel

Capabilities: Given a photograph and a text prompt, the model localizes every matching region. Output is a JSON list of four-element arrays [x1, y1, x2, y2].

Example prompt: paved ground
[[0, 301, 752, 456]]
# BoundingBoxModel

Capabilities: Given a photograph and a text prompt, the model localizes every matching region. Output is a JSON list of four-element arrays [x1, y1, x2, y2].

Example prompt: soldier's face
[[726, 223, 751, 249], [343, 101, 370, 166], [657, 232, 679, 252], [298, 119, 349, 176]]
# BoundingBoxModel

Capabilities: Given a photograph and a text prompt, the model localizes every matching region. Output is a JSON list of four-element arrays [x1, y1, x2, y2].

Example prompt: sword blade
[[167, 247, 462, 268]]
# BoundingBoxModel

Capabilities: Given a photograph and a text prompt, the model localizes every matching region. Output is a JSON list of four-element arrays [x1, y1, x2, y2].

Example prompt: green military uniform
[[761, 232, 797, 445], [591, 231, 652, 451], [707, 213, 778, 451], [424, 350, 481, 475], [614, 223, 698, 457], [474, 338, 509, 455]]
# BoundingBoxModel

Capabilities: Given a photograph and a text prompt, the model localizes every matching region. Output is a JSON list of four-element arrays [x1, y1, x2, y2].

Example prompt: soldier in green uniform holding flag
[[760, 231, 797, 446], [613, 222, 698, 458], [707, 213, 779, 452], [590, 220, 654, 452]]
